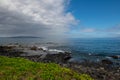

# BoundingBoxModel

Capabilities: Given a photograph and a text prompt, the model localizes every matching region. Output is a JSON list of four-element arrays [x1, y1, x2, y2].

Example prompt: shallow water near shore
[[0, 37, 120, 64]]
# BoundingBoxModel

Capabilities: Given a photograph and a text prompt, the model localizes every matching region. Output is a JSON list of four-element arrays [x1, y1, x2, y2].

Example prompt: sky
[[0, 0, 120, 38], [68, 0, 120, 38]]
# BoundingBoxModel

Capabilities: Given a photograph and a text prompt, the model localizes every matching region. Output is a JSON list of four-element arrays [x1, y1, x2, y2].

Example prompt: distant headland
[[0, 36, 42, 38]]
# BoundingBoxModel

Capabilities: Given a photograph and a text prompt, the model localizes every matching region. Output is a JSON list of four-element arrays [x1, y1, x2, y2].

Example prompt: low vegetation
[[0, 56, 93, 80]]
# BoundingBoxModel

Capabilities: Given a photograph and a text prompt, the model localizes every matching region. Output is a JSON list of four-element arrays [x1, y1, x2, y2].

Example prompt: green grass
[[0, 56, 93, 80]]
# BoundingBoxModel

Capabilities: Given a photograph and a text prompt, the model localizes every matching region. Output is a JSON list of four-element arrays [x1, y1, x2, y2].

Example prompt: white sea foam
[[105, 56, 112, 60], [38, 46, 48, 51], [48, 49, 64, 53], [88, 53, 92, 55], [38, 46, 64, 53]]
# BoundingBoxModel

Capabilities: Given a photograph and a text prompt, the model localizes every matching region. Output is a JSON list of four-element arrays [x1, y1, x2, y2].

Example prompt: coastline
[[0, 44, 120, 80]]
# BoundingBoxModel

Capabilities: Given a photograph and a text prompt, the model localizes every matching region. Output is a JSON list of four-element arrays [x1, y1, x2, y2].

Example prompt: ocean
[[0, 37, 120, 63]]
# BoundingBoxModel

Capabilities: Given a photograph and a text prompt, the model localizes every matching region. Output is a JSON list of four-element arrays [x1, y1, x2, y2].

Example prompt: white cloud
[[81, 28, 95, 33], [0, 0, 77, 37]]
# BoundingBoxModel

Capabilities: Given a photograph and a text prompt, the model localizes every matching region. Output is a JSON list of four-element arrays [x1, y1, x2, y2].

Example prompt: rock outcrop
[[0, 45, 72, 64]]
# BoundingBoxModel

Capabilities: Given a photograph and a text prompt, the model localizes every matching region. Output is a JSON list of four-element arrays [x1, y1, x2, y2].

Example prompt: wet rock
[[42, 52, 72, 64], [0, 46, 24, 57], [110, 55, 120, 59], [38, 48, 43, 51], [30, 46, 38, 51], [22, 52, 72, 64], [101, 59, 113, 65], [63, 52, 72, 61]]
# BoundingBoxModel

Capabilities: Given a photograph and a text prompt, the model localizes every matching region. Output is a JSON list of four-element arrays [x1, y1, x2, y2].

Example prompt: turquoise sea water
[[0, 37, 120, 63]]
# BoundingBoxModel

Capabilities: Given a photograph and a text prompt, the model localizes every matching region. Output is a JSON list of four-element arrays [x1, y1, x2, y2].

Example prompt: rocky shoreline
[[0, 44, 120, 80], [0, 45, 71, 63]]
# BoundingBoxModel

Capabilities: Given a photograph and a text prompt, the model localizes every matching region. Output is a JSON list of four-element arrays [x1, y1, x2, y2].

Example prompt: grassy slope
[[0, 56, 93, 80]]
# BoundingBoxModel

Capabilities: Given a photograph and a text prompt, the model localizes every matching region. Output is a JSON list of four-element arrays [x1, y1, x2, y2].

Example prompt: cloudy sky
[[0, 0, 77, 38], [0, 0, 120, 38]]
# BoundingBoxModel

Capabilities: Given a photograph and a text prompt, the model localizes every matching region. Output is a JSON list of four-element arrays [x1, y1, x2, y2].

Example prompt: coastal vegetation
[[0, 56, 93, 80]]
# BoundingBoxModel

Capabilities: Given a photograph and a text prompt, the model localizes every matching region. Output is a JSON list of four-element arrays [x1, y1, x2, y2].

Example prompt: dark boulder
[[30, 46, 38, 51], [110, 55, 120, 59], [101, 59, 113, 65], [42, 52, 72, 64]]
